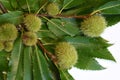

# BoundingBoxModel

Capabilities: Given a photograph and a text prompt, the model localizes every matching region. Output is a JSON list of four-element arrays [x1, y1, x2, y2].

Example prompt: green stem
[[26, 0, 31, 13], [59, 0, 73, 14], [35, 2, 48, 15]]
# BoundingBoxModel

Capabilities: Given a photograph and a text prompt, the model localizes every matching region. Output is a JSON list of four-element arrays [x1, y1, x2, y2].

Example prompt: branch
[[0, 2, 8, 13], [37, 40, 58, 64], [37, 14, 90, 19], [57, 14, 90, 19]]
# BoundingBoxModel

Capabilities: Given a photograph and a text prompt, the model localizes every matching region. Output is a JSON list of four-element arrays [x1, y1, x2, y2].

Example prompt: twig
[[37, 14, 90, 19], [0, 2, 8, 13], [57, 14, 90, 19], [37, 40, 58, 63]]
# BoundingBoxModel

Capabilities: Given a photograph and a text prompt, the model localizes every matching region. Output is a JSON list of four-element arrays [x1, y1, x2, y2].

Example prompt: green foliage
[[59, 70, 74, 80], [61, 0, 115, 15], [7, 37, 23, 80], [0, 0, 119, 80], [32, 47, 53, 80], [0, 51, 9, 71], [96, 1, 120, 11], [0, 11, 23, 25], [105, 14, 120, 26], [23, 47, 32, 80], [75, 51, 105, 70], [0, 51, 9, 80], [47, 18, 79, 37]]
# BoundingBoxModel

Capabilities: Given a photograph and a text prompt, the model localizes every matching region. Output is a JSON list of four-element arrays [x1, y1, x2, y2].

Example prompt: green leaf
[[17, 0, 40, 12], [37, 23, 57, 39], [63, 0, 84, 9], [32, 49, 42, 80], [63, 36, 115, 61], [23, 47, 32, 80], [39, 0, 49, 7], [0, 73, 3, 80], [47, 18, 79, 37], [32, 46, 53, 80], [46, 59, 61, 80], [0, 11, 23, 25], [0, 51, 9, 72], [26, 0, 40, 12], [37, 30, 57, 39], [102, 6, 120, 14], [37, 24, 58, 45], [0, 51, 9, 80], [0, 0, 14, 10], [105, 14, 120, 26], [96, 1, 120, 11], [7, 37, 24, 80], [60, 0, 74, 13], [9, 0, 18, 10], [14, 53, 24, 80], [62, 0, 114, 15], [59, 70, 74, 80], [75, 50, 105, 70]]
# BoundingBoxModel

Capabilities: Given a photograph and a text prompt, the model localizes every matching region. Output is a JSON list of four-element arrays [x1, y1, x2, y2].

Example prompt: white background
[[69, 22, 120, 80]]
